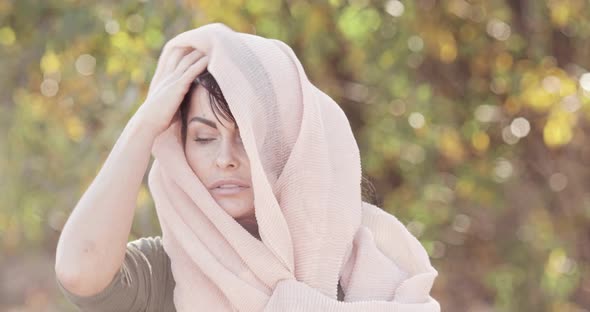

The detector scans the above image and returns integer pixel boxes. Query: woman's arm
[54,49,208,297]
[54,115,156,297]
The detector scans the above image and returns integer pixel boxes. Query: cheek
[185,145,216,178]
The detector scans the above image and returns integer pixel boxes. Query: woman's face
[184,85,255,221]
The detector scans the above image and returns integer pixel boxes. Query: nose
[215,139,240,169]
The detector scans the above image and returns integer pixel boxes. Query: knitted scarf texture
[147,23,440,312]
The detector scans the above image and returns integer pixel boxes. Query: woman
[55,23,439,311]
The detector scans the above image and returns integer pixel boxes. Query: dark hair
[179,70,381,206]
[180,69,235,144]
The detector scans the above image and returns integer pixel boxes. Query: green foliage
[2,0,590,310]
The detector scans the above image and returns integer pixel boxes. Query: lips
[209,179,250,190]
[211,186,248,195]
[217,184,243,188]
[210,180,250,196]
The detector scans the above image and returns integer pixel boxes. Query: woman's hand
[135,49,209,138]
[54,51,210,296]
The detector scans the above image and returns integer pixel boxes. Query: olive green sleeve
[56,236,176,312]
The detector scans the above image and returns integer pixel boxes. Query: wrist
[125,113,160,144]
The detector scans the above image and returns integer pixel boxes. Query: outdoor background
[2,0,590,311]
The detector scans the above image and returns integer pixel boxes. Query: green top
[56,236,176,312]
[56,236,346,311]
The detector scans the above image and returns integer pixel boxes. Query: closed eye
[194,138,215,144]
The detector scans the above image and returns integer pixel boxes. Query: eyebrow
[189,116,217,129]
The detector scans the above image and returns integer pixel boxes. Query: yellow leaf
[438,30,457,63]
[471,131,490,153]
[439,128,465,163]
[550,3,570,27]
[40,50,61,73]
[521,87,555,112]
[456,179,474,198]
[559,78,577,97]
[106,55,125,75]
[131,67,146,83]
[543,111,575,147]
[65,115,85,142]
[0,26,15,46]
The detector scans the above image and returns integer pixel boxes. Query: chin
[214,197,254,219]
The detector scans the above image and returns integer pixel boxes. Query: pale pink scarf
[147,23,440,311]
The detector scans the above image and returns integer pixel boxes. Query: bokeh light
[3,1,590,311]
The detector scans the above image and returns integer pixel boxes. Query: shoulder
[126,235,176,311]
[57,235,176,311]
[128,235,163,249]
[126,235,174,284]
[128,236,165,254]
[127,236,172,266]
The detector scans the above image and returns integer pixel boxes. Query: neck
[236,215,260,240]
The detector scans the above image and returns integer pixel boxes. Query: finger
[178,56,209,83]
[149,70,177,95]
[152,50,202,94]
[164,47,192,75]
[168,56,209,94]
[173,50,204,76]
[150,46,189,93]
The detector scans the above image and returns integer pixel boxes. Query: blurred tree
[1,0,589,311]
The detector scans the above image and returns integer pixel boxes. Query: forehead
[187,84,236,129]
[188,85,214,117]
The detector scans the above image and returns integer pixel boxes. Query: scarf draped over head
[147,23,440,311]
